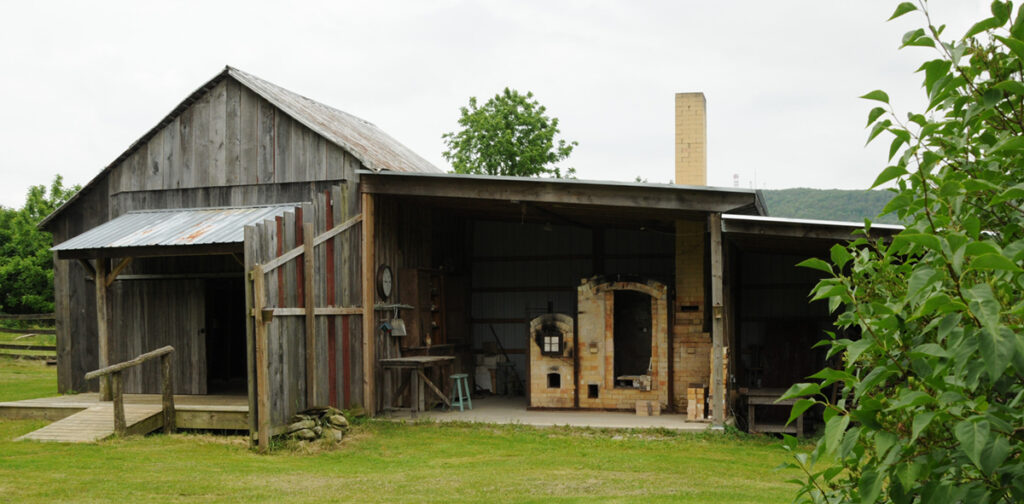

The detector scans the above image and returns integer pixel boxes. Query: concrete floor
[387,396,711,431]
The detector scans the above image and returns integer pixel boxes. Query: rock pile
[284,406,350,443]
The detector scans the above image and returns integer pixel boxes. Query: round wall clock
[376,264,393,300]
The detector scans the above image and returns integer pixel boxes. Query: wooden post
[161,352,175,433]
[361,192,376,416]
[112,371,126,436]
[709,213,725,425]
[303,222,317,406]
[94,258,111,401]
[243,226,257,447]
[252,264,271,452]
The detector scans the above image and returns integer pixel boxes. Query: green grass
[0,359,57,402]
[0,359,803,503]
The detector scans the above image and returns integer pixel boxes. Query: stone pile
[284,406,350,443]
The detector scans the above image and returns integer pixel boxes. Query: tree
[442,88,577,178]
[0,175,79,314]
[782,2,1024,502]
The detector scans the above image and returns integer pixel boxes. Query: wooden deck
[1,393,248,441]
[16,403,165,442]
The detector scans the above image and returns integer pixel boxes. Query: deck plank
[16,403,164,443]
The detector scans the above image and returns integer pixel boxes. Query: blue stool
[450,373,472,411]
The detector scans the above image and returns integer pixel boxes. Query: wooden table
[380,356,454,418]
[741,388,804,437]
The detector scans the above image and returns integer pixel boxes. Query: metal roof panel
[52,205,299,252]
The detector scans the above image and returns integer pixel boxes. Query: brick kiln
[528,276,669,411]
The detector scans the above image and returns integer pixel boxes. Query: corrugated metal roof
[52,205,298,252]
[227,67,440,175]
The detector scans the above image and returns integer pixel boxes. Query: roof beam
[360,173,761,214]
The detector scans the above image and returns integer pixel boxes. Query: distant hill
[760,188,901,225]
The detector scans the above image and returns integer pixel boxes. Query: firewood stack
[285,407,350,442]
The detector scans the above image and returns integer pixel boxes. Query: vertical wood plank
[239,86,259,184]
[178,108,194,189]
[193,91,211,188]
[225,79,242,186]
[253,263,270,452]
[94,258,111,401]
[164,117,178,190]
[257,99,275,183]
[275,114,292,183]
[362,192,376,415]
[709,212,725,425]
[210,80,228,186]
[324,190,338,407]
[146,129,164,191]
[303,220,316,406]
[243,225,258,446]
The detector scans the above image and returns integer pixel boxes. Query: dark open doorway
[613,289,653,381]
[205,278,247,394]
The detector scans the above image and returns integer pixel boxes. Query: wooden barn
[35,68,899,447]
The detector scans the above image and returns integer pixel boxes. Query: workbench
[741,387,804,437]
[380,356,455,418]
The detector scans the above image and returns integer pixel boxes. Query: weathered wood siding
[245,184,363,429]
[369,197,434,411]
[51,183,109,394]
[51,75,367,395]
[107,78,361,204]
[110,278,206,394]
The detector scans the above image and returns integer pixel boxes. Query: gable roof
[40,66,440,229]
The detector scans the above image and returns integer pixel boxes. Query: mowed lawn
[0,358,802,503]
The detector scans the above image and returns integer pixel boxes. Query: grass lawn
[0,360,803,503]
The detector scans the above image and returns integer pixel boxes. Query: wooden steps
[16,403,164,443]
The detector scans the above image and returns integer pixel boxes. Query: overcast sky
[0,0,988,208]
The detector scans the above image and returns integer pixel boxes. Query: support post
[361,192,376,416]
[94,258,111,401]
[252,264,271,452]
[112,371,126,435]
[243,226,257,448]
[303,222,317,406]
[161,352,175,433]
[709,212,725,425]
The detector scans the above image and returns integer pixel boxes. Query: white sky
[0,0,988,208]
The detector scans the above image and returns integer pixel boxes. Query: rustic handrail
[85,345,175,436]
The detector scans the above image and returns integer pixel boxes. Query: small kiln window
[537,324,563,356]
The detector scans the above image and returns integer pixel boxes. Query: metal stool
[450,373,472,411]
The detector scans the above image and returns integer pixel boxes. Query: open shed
[40,67,900,447]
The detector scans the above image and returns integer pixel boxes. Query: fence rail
[0,313,55,321]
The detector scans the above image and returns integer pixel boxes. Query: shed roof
[40,66,440,229]
[359,170,767,220]
[51,204,298,259]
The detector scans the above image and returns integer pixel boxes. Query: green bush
[783,2,1024,502]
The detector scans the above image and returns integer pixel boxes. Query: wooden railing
[84,346,175,436]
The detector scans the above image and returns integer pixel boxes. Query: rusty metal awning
[52,204,299,259]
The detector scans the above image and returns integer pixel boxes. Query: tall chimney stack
[674,92,707,186]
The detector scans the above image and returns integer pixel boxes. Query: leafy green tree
[442,88,577,178]
[0,175,79,314]
[782,1,1024,502]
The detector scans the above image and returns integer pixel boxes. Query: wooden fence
[0,313,56,361]
[244,183,363,451]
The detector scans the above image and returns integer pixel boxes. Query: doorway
[205,278,247,394]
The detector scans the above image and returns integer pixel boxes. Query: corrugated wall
[468,220,674,380]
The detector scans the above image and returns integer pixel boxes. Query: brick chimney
[674,93,707,186]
